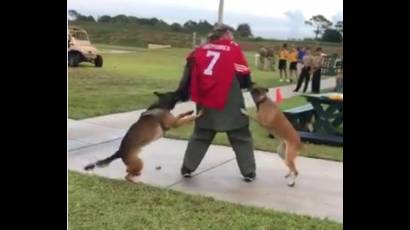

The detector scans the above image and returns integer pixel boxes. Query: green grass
[69,46,293,119]
[68,171,342,230]
[166,96,343,162]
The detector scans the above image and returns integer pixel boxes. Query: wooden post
[192,32,197,48]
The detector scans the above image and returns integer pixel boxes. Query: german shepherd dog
[84,91,202,182]
[241,85,301,186]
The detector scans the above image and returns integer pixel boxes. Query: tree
[137,18,159,26]
[76,15,95,22]
[112,15,130,24]
[305,15,333,39]
[85,16,96,22]
[322,29,343,43]
[68,10,95,22]
[197,20,213,33]
[127,16,139,24]
[68,10,79,20]
[98,15,112,23]
[335,21,343,35]
[149,18,159,25]
[170,23,182,32]
[183,20,198,32]
[236,23,253,38]
[157,19,169,27]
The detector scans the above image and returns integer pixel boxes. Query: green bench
[268,104,315,139]
[298,131,343,147]
[283,104,315,132]
[270,103,343,146]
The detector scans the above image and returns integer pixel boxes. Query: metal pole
[192,32,197,48]
[217,0,224,25]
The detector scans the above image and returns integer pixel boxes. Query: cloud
[331,11,343,23]
[282,10,312,39]
[68,0,342,39]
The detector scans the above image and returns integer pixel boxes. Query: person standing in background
[266,46,275,71]
[294,48,313,93]
[311,48,325,93]
[258,47,267,70]
[335,62,343,93]
[296,47,305,78]
[278,43,289,82]
[288,46,298,83]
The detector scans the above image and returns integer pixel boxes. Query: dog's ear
[262,87,269,93]
[153,91,162,97]
[247,81,256,91]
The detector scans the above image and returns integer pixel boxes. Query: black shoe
[181,166,192,178]
[243,172,256,182]
[268,134,274,139]
[293,89,298,92]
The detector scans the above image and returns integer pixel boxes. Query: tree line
[69,10,342,42]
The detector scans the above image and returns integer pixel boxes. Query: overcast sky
[68,0,343,39]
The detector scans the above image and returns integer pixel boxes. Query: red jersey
[189,38,250,110]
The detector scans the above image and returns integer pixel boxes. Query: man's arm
[236,72,252,89]
[176,53,195,102]
[233,44,253,89]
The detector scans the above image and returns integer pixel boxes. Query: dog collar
[255,96,268,110]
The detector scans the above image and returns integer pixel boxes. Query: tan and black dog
[241,85,301,186]
[84,91,202,182]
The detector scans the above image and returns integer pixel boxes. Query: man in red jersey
[176,24,256,182]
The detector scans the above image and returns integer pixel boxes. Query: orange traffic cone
[275,88,283,104]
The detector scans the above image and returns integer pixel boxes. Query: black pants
[335,76,343,93]
[294,67,310,92]
[182,126,256,177]
[311,69,321,93]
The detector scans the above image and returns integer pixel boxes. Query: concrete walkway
[68,77,342,222]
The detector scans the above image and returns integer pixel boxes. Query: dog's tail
[84,151,121,171]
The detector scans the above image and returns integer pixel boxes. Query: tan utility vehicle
[68,26,103,67]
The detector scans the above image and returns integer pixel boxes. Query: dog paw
[287,182,295,187]
[179,110,194,117]
[240,108,248,115]
[195,109,204,118]
[125,174,136,183]
[286,172,297,187]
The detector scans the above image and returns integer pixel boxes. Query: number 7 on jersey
[203,50,221,76]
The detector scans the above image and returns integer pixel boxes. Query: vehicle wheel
[95,55,103,67]
[68,52,80,67]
